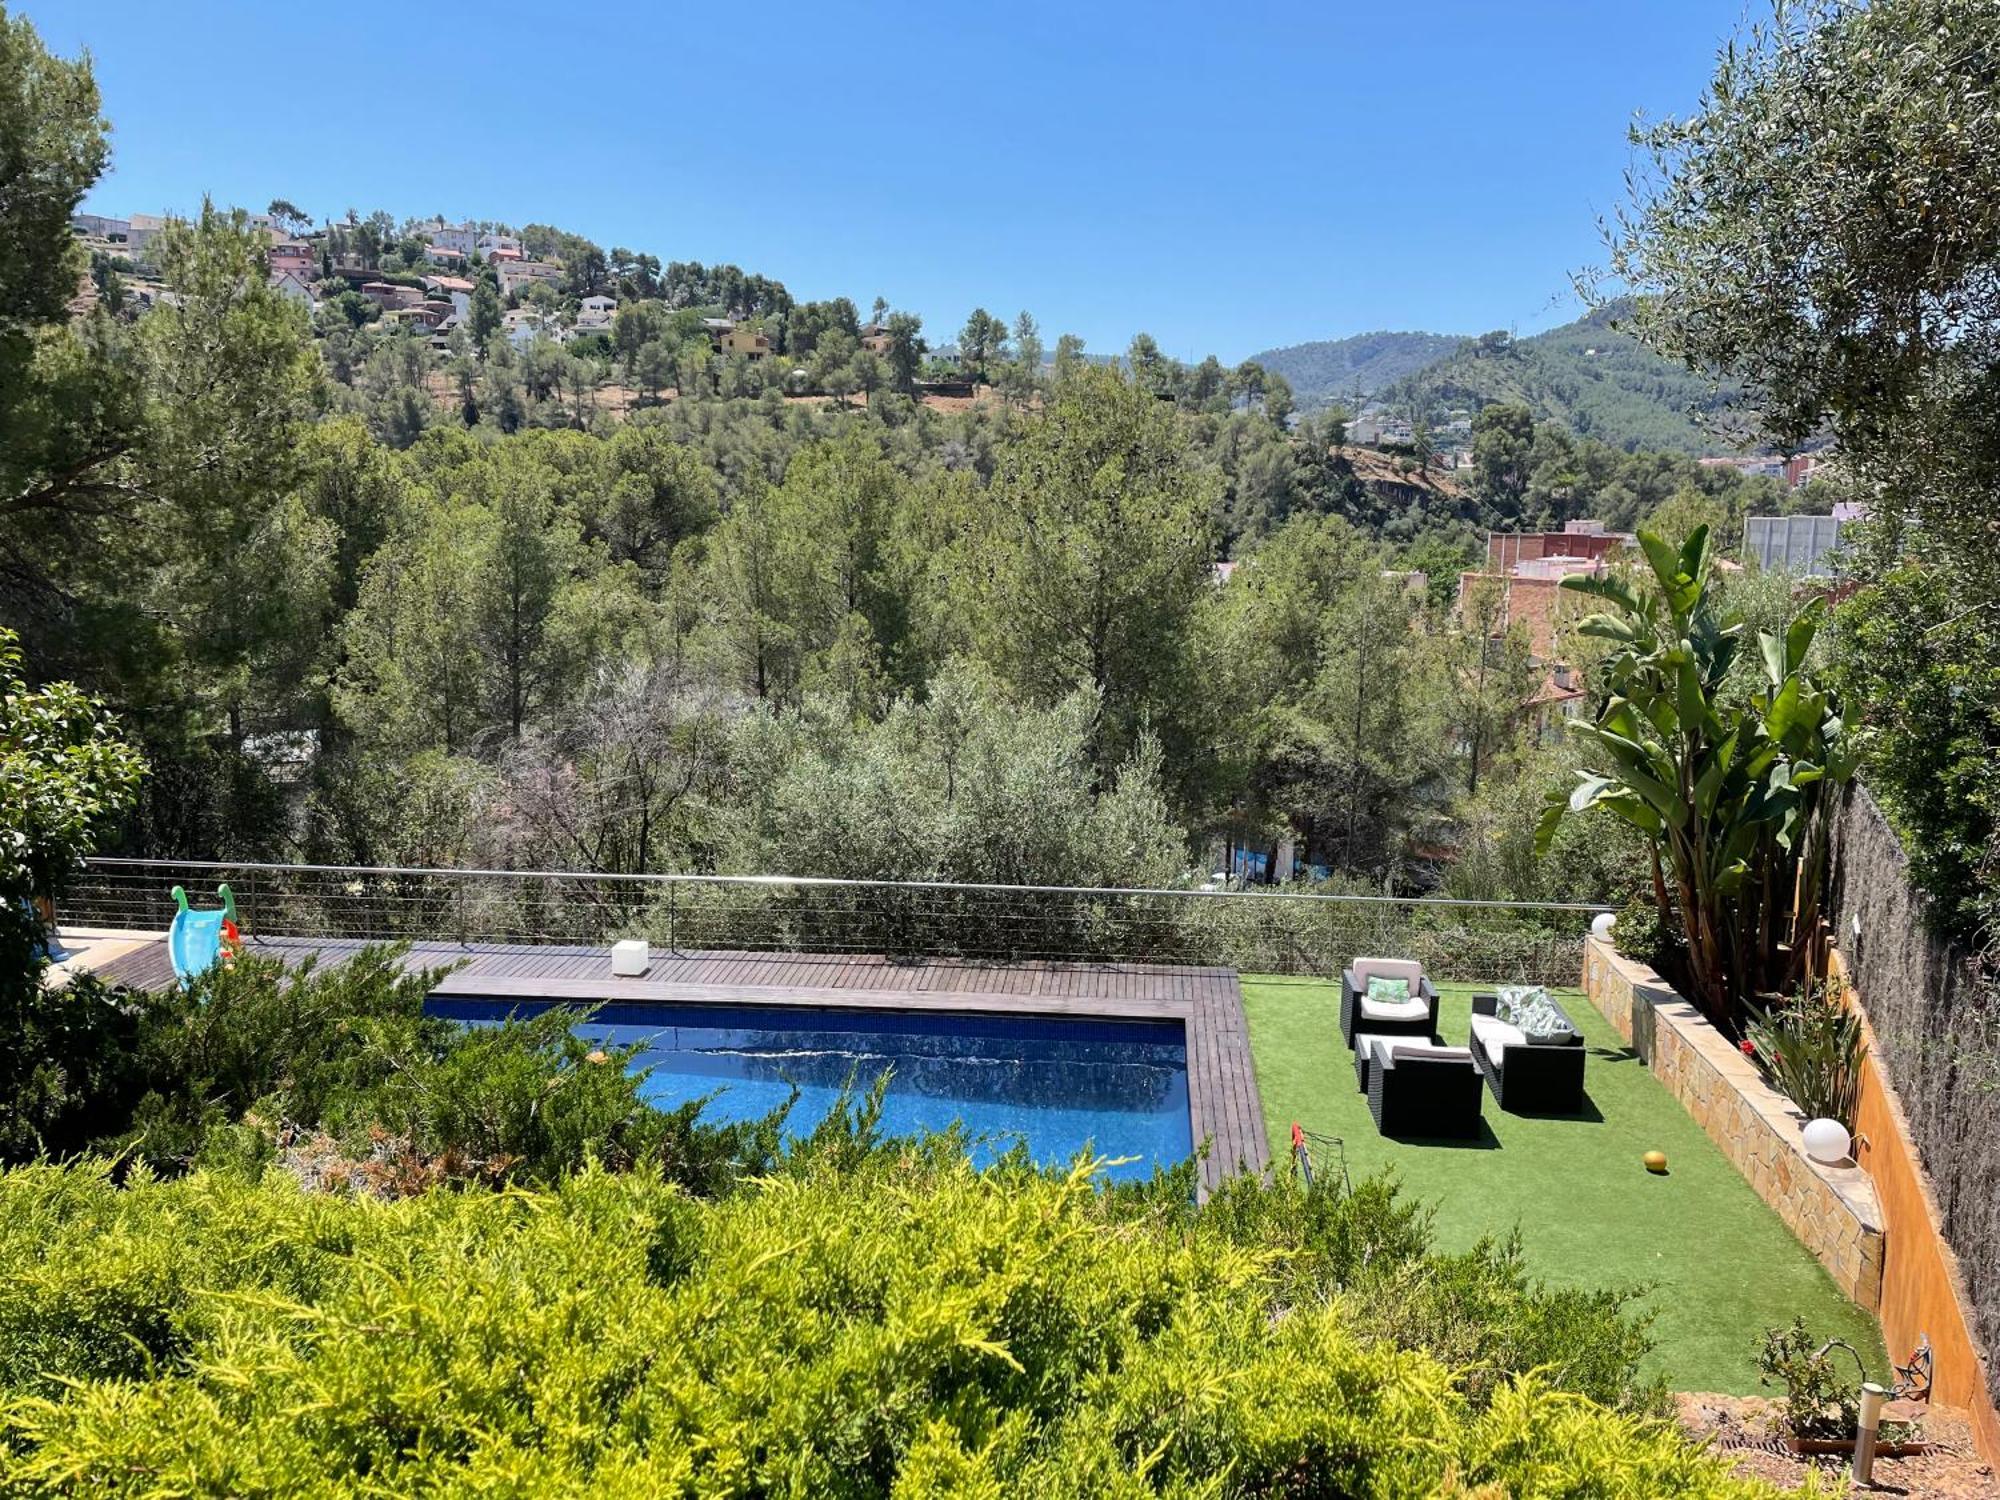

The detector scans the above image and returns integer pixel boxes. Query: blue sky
[33,0,1751,362]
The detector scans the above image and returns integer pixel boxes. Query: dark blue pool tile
[427,998,1193,1181]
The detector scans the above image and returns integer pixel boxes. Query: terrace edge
[1580,936,1885,1308]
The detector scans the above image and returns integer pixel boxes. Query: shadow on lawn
[1503,1091,1606,1125]
[1385,1119,1503,1150]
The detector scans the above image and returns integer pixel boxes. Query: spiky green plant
[1745,980,1866,1131]
[1537,526,1858,1031]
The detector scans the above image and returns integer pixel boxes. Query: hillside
[1248,330,1465,410]
[1385,303,1749,455]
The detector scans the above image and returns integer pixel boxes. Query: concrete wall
[1582,937,1885,1308]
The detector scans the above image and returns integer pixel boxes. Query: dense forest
[1246,307,1751,455]
[1381,303,1750,455]
[6,18,1812,908]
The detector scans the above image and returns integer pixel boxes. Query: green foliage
[725,661,1187,887]
[1538,526,1857,1028]
[0,628,146,1161]
[1609,0,2000,591]
[0,1156,1793,1496]
[0,9,103,334]
[0,9,125,558]
[1446,738,1653,910]
[1830,547,2000,951]
[0,972,144,1168]
[962,365,1219,797]
[1744,980,1866,1132]
[1207,516,1453,878]
[1,941,794,1192]
[1610,894,1677,973]
[0,629,145,907]
[1757,1318,1862,1440]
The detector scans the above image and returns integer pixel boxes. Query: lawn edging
[1581,936,1885,1309]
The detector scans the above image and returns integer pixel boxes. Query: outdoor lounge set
[1342,956,1587,1138]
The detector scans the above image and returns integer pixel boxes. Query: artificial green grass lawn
[1239,976,1884,1395]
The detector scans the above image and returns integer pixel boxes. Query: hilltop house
[575,294,617,336]
[124,212,169,263]
[503,307,561,348]
[269,270,317,312]
[497,260,563,297]
[703,316,771,360]
[422,220,478,255]
[359,281,425,313]
[72,212,130,241]
[267,241,316,282]
[421,274,476,322]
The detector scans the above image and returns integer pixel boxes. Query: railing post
[668,878,678,957]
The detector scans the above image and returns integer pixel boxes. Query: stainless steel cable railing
[65,858,1611,986]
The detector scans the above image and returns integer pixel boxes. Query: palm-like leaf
[1537,526,1853,1028]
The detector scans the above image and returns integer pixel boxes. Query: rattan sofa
[1467,992,1587,1114]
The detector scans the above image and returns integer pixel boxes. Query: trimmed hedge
[0,1157,1805,1496]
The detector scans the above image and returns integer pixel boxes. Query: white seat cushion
[1360,994,1430,1023]
[1470,1014,1527,1066]
[1366,1038,1474,1072]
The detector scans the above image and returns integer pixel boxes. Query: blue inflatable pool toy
[168,883,238,988]
[20,898,69,962]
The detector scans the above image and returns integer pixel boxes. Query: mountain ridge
[1382,303,1745,455]
[1256,305,1748,455]
[1247,330,1465,409]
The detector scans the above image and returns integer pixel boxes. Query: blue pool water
[427,999,1193,1182]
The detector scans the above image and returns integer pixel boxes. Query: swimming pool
[427,998,1194,1182]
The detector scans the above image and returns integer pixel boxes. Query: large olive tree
[1604,0,2000,589]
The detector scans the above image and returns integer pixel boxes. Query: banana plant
[1536,526,1855,1031]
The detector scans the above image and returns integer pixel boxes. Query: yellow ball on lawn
[1643,1150,1669,1174]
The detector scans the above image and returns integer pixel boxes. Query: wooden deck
[76,933,1270,1192]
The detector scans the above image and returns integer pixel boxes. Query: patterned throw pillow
[1496,984,1577,1043]
[1366,975,1413,1003]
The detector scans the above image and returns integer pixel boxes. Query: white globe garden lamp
[1802,1117,1851,1165]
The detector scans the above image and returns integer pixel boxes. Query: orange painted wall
[1836,951,2000,1464]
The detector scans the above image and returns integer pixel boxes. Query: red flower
[1739,1039,1757,1057]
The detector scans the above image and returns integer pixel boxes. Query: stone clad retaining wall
[1581,937,1885,1309]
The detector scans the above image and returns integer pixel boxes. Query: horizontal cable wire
[66,859,1604,987]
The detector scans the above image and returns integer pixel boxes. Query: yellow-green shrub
[0,1156,1803,1497]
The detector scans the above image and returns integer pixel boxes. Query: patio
[1242,974,1884,1393]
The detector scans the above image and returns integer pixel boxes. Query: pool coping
[65,932,1270,1195]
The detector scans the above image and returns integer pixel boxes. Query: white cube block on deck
[610,939,650,977]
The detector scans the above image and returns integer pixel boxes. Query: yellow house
[704,317,771,360]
